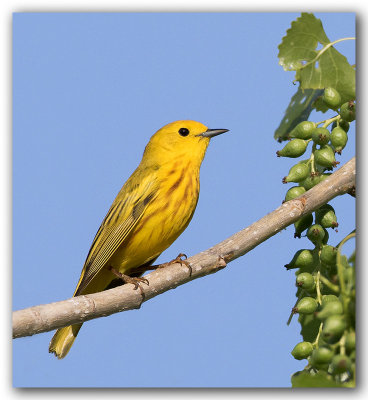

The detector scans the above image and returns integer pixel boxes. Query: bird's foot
[105,266,149,299]
[159,253,192,277]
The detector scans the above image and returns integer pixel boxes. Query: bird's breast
[118,162,200,269]
[148,161,200,239]
[159,161,200,230]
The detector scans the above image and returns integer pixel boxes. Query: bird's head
[143,120,228,166]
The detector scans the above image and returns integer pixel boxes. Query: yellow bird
[49,120,228,358]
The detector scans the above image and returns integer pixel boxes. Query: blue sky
[12,12,355,387]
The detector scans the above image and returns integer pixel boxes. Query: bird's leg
[105,265,149,299]
[129,253,192,277]
[156,253,192,277]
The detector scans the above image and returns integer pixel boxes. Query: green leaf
[313,96,330,113]
[278,13,355,105]
[291,370,350,388]
[274,87,322,141]
[298,313,321,343]
[296,46,356,104]
[278,13,330,71]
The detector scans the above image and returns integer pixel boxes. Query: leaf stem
[313,322,323,346]
[319,274,339,293]
[316,115,339,127]
[300,37,356,70]
[310,144,316,174]
[287,291,304,326]
[315,270,323,305]
[322,115,340,128]
[336,232,356,314]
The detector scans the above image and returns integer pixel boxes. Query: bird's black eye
[179,127,190,137]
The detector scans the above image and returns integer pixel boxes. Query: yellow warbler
[49,120,228,358]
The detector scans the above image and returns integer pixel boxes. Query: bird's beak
[197,128,229,138]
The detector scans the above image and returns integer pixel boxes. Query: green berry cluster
[288,237,355,383]
[278,90,354,184]
[278,88,356,385]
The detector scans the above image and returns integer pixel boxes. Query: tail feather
[49,323,82,359]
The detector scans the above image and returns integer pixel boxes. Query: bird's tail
[48,323,83,359]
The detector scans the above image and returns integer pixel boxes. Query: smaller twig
[319,274,339,293]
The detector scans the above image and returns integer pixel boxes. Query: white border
[3,1,366,399]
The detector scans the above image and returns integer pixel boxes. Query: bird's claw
[128,276,149,290]
[160,253,192,276]
[105,265,149,300]
[121,275,149,301]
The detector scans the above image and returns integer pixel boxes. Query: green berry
[337,119,350,132]
[322,295,339,306]
[316,205,338,229]
[344,267,355,284]
[310,347,334,367]
[294,214,313,238]
[307,224,325,245]
[294,297,318,314]
[340,254,351,269]
[321,315,346,344]
[331,127,348,153]
[322,227,329,245]
[345,332,355,353]
[315,363,330,371]
[296,272,315,291]
[322,87,342,110]
[283,162,310,183]
[285,249,316,270]
[316,300,343,320]
[312,127,331,145]
[299,175,317,191]
[300,173,331,190]
[285,186,306,202]
[317,203,335,213]
[339,102,356,122]
[331,119,350,133]
[331,355,352,375]
[289,121,316,140]
[314,145,337,168]
[291,341,313,360]
[320,245,338,266]
[277,139,308,158]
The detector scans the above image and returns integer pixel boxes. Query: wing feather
[74,170,157,295]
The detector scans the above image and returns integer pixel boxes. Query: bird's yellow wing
[74,170,158,295]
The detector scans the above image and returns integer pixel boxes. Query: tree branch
[13,157,356,339]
